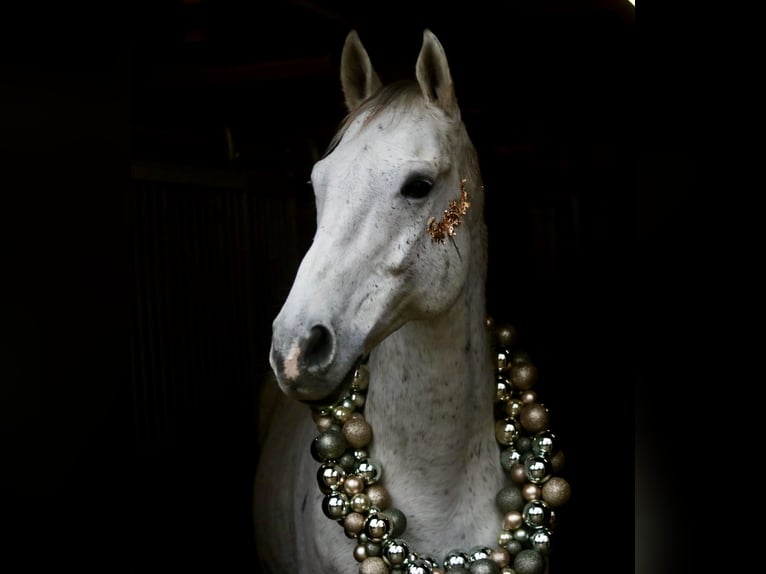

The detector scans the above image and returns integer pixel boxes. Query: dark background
[2,1,695,572]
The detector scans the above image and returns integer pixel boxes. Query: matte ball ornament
[313,413,335,432]
[541,476,571,507]
[512,525,531,544]
[496,324,518,349]
[495,484,525,514]
[386,507,408,538]
[366,484,392,510]
[354,544,368,562]
[347,411,365,423]
[345,526,360,539]
[550,450,566,473]
[521,483,541,502]
[509,463,527,485]
[502,510,523,531]
[512,549,546,574]
[509,349,530,365]
[489,547,510,567]
[344,415,373,449]
[502,538,522,556]
[365,540,382,557]
[338,452,358,472]
[344,512,366,535]
[515,436,532,454]
[359,556,388,574]
[343,475,365,495]
[519,404,549,434]
[314,429,349,461]
[509,362,538,390]
[468,558,500,574]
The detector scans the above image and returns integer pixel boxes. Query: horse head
[269,29,485,404]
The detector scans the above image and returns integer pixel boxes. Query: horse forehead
[321,110,444,179]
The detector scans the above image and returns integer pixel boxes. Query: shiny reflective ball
[382,538,410,565]
[524,455,552,484]
[522,500,552,528]
[321,491,349,520]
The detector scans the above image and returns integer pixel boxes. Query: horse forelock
[322,80,465,160]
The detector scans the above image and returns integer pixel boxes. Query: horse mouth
[300,354,365,409]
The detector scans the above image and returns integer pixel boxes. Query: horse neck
[365,220,497,489]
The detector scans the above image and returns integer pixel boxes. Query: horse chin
[298,355,364,409]
[277,355,364,408]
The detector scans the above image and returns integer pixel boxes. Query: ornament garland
[309,319,571,574]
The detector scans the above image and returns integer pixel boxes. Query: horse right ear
[340,30,382,112]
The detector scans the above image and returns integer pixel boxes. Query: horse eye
[401,177,433,199]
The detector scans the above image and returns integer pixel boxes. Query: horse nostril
[304,324,335,372]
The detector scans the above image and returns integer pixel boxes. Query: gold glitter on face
[427,178,472,243]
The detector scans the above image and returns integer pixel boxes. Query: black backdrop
[2,2,697,572]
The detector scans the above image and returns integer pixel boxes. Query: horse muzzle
[269,323,361,406]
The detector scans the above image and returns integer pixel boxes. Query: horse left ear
[341,30,383,112]
[416,29,459,119]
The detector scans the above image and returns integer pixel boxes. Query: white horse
[254,29,565,574]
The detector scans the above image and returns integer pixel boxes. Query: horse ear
[416,29,459,119]
[340,30,383,112]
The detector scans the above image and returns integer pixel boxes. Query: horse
[254,29,567,574]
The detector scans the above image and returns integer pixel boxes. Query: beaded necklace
[309,319,571,574]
